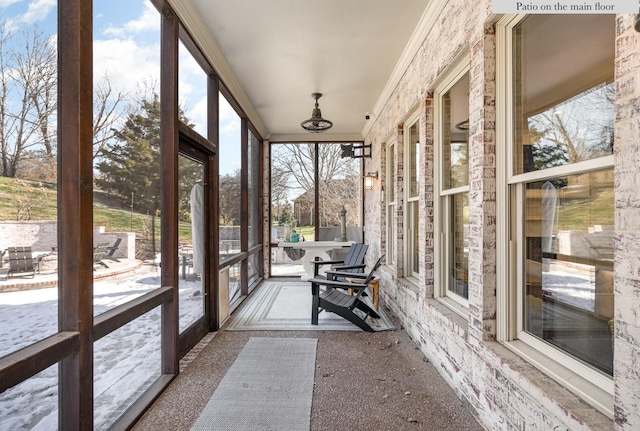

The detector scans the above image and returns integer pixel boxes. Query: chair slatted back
[314,242,368,278]
[344,243,368,270]
[337,243,368,275]
[93,242,110,264]
[360,254,385,285]
[107,238,122,257]
[8,246,35,272]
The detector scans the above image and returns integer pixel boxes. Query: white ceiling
[177,0,432,142]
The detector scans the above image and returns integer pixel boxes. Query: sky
[0,0,241,175]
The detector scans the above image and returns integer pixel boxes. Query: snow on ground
[542,266,596,311]
[0,266,204,430]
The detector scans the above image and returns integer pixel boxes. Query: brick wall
[0,220,57,252]
[1,222,135,259]
[613,14,640,431]
[362,1,637,430]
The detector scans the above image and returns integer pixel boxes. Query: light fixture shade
[301,93,333,133]
[363,171,378,190]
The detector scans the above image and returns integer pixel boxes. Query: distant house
[293,178,359,227]
[292,190,313,227]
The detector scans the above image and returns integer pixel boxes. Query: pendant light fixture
[301,93,333,133]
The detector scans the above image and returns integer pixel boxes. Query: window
[269,143,363,276]
[248,130,261,248]
[436,68,470,307]
[386,143,396,266]
[501,14,615,414]
[404,115,420,279]
[219,92,242,264]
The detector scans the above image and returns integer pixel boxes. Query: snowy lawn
[0,267,203,430]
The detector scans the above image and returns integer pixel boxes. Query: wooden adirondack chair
[93,242,110,269]
[7,246,36,278]
[311,242,368,280]
[309,254,385,332]
[105,238,122,261]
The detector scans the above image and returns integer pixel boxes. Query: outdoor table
[278,240,354,279]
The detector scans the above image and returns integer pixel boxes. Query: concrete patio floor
[133,289,485,431]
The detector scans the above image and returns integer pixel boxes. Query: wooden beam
[160,6,180,376]
[0,332,78,393]
[208,74,221,331]
[57,0,94,429]
[241,119,249,295]
[93,287,174,341]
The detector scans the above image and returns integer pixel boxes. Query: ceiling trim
[268,133,364,143]
[361,0,446,138]
[168,0,270,139]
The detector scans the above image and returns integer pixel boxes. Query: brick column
[613,14,640,431]
[467,23,497,345]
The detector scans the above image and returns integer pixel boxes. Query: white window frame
[433,60,470,314]
[403,111,421,280]
[496,14,614,417]
[386,142,396,267]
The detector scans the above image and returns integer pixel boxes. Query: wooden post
[58,0,94,429]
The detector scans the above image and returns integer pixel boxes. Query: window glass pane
[248,131,260,248]
[0,0,58,353]
[94,307,162,429]
[248,252,260,288]
[0,286,58,358]
[388,144,395,202]
[270,143,315,277]
[229,262,241,303]
[219,93,242,262]
[523,169,613,375]
[93,267,159,316]
[0,364,58,429]
[179,40,207,137]
[411,201,419,274]
[178,153,205,333]
[93,0,162,303]
[513,15,615,174]
[443,73,469,189]
[408,123,419,197]
[406,117,420,277]
[318,143,362,243]
[449,193,469,299]
[386,144,395,265]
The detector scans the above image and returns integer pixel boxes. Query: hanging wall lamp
[363,171,378,190]
[301,93,333,133]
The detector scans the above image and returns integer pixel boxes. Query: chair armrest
[308,277,368,291]
[325,270,368,279]
[311,259,344,267]
[332,264,366,271]
[312,259,346,276]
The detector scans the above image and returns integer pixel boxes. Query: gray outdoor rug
[226,281,395,331]
[190,337,317,431]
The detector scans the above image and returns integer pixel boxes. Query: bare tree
[0,22,53,177]
[219,170,241,225]
[528,82,615,170]
[93,75,127,159]
[1,20,127,180]
[14,179,49,220]
[271,143,361,226]
[270,164,290,221]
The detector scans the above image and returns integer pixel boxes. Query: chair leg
[311,282,319,325]
[354,300,380,319]
[327,304,374,332]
